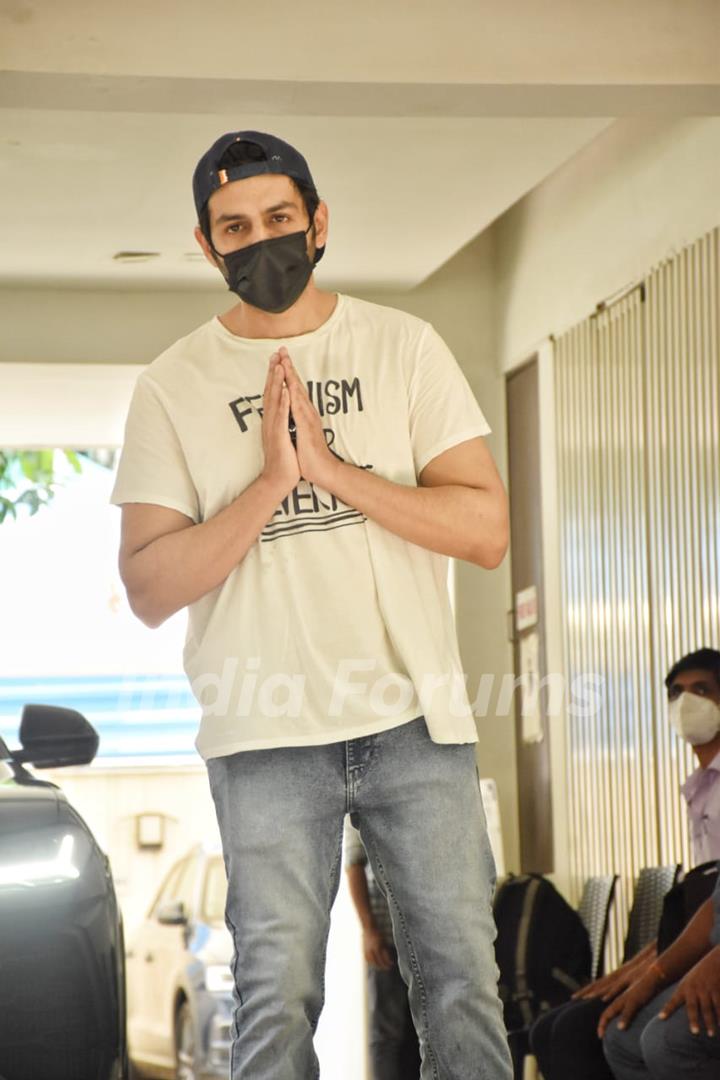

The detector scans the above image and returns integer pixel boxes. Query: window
[201,856,228,925]
[175,854,201,917]
[150,858,187,917]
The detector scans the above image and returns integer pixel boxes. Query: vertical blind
[554,226,720,966]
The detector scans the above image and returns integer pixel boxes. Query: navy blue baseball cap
[192,130,319,219]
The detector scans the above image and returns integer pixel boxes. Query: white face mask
[668,691,720,746]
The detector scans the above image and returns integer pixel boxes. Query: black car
[0,704,128,1080]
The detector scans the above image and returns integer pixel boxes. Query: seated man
[599,871,720,1078]
[529,647,720,1079]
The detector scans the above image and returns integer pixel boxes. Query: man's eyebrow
[215,201,298,225]
[265,201,298,214]
[669,678,711,692]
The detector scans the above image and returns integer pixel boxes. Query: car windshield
[202,855,228,924]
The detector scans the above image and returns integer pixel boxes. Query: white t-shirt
[110,294,491,758]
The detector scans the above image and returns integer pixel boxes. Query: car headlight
[0,834,80,887]
[205,964,234,993]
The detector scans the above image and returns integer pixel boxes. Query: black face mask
[214,224,315,313]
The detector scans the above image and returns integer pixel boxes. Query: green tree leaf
[0,449,85,524]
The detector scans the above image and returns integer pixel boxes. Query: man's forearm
[124,474,286,627]
[655,896,715,983]
[346,864,376,931]
[323,460,508,569]
[627,941,657,968]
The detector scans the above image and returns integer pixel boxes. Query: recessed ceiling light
[112,251,161,262]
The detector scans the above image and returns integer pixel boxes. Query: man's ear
[313,201,329,249]
[194,224,220,269]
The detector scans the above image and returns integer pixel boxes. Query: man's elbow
[472,534,508,570]
[137,604,168,631]
[126,587,168,630]
[120,564,168,630]
[472,495,509,569]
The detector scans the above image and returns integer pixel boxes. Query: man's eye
[226,223,244,233]
[272,214,289,223]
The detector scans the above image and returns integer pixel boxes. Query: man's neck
[218,282,338,340]
[694,733,720,769]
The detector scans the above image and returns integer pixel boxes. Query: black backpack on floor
[493,873,592,1032]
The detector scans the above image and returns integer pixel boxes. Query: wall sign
[515,585,539,631]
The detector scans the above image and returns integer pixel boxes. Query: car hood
[0,781,62,829]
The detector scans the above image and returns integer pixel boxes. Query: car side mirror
[156,900,188,926]
[16,704,99,769]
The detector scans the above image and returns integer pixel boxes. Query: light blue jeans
[206,716,512,1080]
[603,983,720,1079]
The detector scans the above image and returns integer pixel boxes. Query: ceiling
[0,0,717,291]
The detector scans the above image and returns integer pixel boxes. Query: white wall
[488,115,720,893]
[0,287,224,366]
[493,117,720,372]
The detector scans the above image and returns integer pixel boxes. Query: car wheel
[175,1001,199,1080]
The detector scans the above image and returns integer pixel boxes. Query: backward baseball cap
[193,130,323,263]
[193,130,318,212]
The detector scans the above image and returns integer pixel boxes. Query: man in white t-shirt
[112,130,512,1080]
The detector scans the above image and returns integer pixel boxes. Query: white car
[126,847,233,1080]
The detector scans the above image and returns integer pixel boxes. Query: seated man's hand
[597,967,666,1037]
[574,956,652,1003]
[657,945,720,1037]
[363,926,394,970]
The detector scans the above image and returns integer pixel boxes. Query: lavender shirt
[681,751,720,865]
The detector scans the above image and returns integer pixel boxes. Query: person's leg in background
[353,717,513,1080]
[206,743,347,1080]
[528,1003,562,1077]
[367,946,420,1080]
[529,997,614,1079]
[398,980,422,1080]
[639,1008,720,1079]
